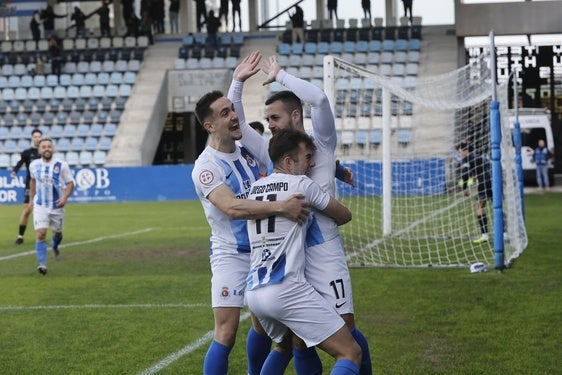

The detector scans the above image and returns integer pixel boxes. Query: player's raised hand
[233,50,262,82]
[262,55,281,86]
[283,193,311,225]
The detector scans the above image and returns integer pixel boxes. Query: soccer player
[246,128,361,375]
[11,129,43,245]
[457,141,492,243]
[229,51,372,374]
[191,90,311,375]
[29,138,75,275]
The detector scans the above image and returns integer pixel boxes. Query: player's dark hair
[31,128,42,136]
[195,90,223,126]
[249,121,265,135]
[265,90,303,117]
[38,138,53,146]
[269,128,315,165]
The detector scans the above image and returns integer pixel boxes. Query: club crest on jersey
[220,286,230,298]
[54,165,60,173]
[246,155,256,167]
[199,170,214,185]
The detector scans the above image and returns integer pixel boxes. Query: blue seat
[103,124,116,137]
[3,113,15,126]
[42,112,55,126]
[396,39,408,52]
[74,97,87,111]
[65,151,79,166]
[99,136,112,151]
[93,150,106,165]
[397,129,411,145]
[84,137,98,151]
[356,131,368,149]
[343,41,355,54]
[77,124,90,137]
[90,123,104,137]
[317,42,329,55]
[4,139,17,153]
[79,151,93,166]
[56,138,70,152]
[278,43,290,56]
[356,40,368,53]
[370,130,382,147]
[70,137,84,151]
[50,125,64,139]
[382,40,395,52]
[304,42,316,55]
[291,43,303,55]
[330,42,342,55]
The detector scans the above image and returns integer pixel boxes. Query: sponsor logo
[200,170,214,185]
[335,301,347,309]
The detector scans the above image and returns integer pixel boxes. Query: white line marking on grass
[0,303,206,311]
[0,228,154,262]
[138,311,252,375]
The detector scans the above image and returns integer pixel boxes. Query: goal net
[324,52,527,268]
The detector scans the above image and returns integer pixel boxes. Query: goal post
[323,50,528,268]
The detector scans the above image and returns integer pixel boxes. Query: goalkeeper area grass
[0,195,560,374]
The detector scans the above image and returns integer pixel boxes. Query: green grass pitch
[0,194,560,374]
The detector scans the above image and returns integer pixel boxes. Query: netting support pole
[489,31,505,270]
[512,70,525,220]
[382,87,392,236]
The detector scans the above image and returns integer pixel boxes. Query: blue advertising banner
[0,164,198,205]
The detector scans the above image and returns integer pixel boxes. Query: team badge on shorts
[221,286,230,298]
[199,170,214,185]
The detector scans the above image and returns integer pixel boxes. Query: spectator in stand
[194,0,207,33]
[30,10,43,43]
[289,5,305,44]
[206,10,221,51]
[42,5,67,39]
[402,0,413,24]
[140,10,154,44]
[361,0,372,21]
[219,0,229,30]
[126,10,140,37]
[48,37,62,76]
[169,0,180,34]
[151,0,165,34]
[98,0,111,37]
[71,6,87,38]
[122,0,134,27]
[327,0,338,21]
[231,0,241,32]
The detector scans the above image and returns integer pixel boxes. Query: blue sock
[52,234,63,250]
[331,359,359,375]
[260,349,292,375]
[203,340,231,375]
[351,328,372,375]
[246,326,272,375]
[36,241,47,266]
[293,346,322,375]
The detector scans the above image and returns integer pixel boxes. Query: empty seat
[65,151,79,166]
[84,137,98,151]
[79,151,93,166]
[70,137,84,151]
[370,130,382,148]
[99,136,112,150]
[90,123,104,137]
[77,124,90,137]
[50,125,64,139]
[102,124,116,137]
[57,138,71,152]
[93,150,106,165]
[397,129,411,145]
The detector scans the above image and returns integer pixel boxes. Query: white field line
[138,311,252,375]
[0,228,155,262]
[0,303,207,311]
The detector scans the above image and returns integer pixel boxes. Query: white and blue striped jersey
[246,173,330,291]
[229,71,339,245]
[192,145,261,255]
[29,158,74,209]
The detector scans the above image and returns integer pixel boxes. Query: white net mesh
[325,52,528,268]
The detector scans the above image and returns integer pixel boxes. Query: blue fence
[1,159,447,205]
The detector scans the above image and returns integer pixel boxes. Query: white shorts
[33,205,65,232]
[305,236,355,315]
[210,252,250,308]
[246,280,345,348]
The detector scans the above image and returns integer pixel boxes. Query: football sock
[246,326,272,375]
[52,234,63,249]
[293,346,322,375]
[19,225,26,236]
[36,241,47,266]
[350,327,372,375]
[478,215,488,234]
[203,340,231,375]
[331,359,360,375]
[260,349,292,375]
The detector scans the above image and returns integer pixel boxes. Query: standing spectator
[98,0,111,37]
[29,138,75,275]
[402,0,413,24]
[457,141,492,244]
[245,128,360,375]
[191,89,310,375]
[126,10,140,37]
[48,37,63,76]
[289,5,305,44]
[532,139,553,190]
[71,6,87,38]
[30,10,43,44]
[168,0,180,34]
[140,10,153,44]
[361,0,372,21]
[219,0,229,30]
[42,5,67,39]
[194,0,207,33]
[122,0,134,27]
[206,10,221,51]
[231,0,241,32]
[327,0,338,21]
[151,0,165,34]
[10,129,42,246]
